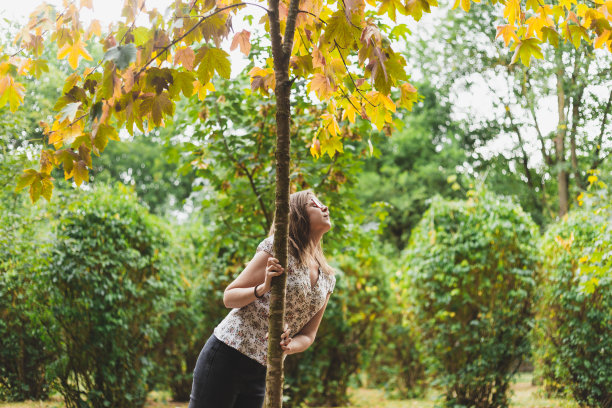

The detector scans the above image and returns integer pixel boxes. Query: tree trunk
[265,0,297,404]
[555,59,569,217]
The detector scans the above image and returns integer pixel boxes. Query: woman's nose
[322,205,328,212]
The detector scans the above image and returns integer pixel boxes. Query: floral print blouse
[213,236,336,366]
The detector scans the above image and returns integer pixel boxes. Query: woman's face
[306,195,331,236]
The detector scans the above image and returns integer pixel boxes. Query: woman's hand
[261,257,284,293]
[280,326,292,354]
[265,325,293,354]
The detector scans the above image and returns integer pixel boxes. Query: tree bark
[555,55,569,217]
[265,0,299,404]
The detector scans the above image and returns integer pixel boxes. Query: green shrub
[0,154,53,401]
[536,191,611,407]
[406,191,538,408]
[283,231,395,407]
[365,293,427,399]
[41,185,177,408]
[149,219,235,401]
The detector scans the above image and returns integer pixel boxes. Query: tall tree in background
[1,0,610,405]
[407,4,611,220]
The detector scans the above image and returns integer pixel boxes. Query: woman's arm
[281,293,332,355]
[223,251,284,309]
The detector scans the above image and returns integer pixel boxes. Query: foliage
[147,217,236,401]
[534,176,611,407]
[0,150,53,401]
[92,132,195,215]
[40,184,178,408]
[3,0,422,202]
[283,228,395,407]
[357,82,467,249]
[364,277,427,399]
[406,190,538,408]
[405,2,612,220]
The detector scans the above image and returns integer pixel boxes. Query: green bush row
[2,181,609,407]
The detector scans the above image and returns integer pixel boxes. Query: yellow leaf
[193,80,215,101]
[0,75,26,112]
[86,20,102,40]
[73,160,89,186]
[57,38,93,70]
[310,136,321,158]
[309,73,335,100]
[452,0,478,12]
[321,113,340,136]
[594,29,611,48]
[503,0,521,25]
[496,24,520,46]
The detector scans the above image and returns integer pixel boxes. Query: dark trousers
[188,335,267,408]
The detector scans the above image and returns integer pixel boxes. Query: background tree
[405,3,612,221]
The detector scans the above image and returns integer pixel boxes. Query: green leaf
[321,10,360,50]
[511,38,543,66]
[103,44,137,70]
[170,71,195,98]
[196,47,231,83]
[15,169,38,191]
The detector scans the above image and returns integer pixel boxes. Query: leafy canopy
[1,0,609,202]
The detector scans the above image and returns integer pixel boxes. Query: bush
[283,230,395,407]
[41,185,177,408]
[406,191,538,408]
[149,218,236,401]
[0,154,53,401]
[536,186,611,407]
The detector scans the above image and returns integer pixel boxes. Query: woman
[188,190,336,408]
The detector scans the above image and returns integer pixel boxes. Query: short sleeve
[256,236,275,256]
[327,274,336,294]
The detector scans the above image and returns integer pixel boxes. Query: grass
[0,373,576,408]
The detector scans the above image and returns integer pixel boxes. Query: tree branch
[334,40,376,107]
[590,89,612,171]
[282,0,302,58]
[523,72,553,166]
[138,3,264,76]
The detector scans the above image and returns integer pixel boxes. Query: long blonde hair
[269,190,334,275]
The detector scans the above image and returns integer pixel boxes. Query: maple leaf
[0,74,26,112]
[405,0,438,21]
[40,150,54,174]
[86,20,101,39]
[196,47,231,83]
[57,37,93,70]
[73,160,89,187]
[139,92,174,126]
[193,80,216,101]
[511,38,544,66]
[230,30,251,56]
[40,175,53,201]
[319,132,344,158]
[174,47,195,70]
[503,0,521,25]
[497,24,520,46]
[15,169,38,192]
[377,0,407,21]
[542,26,560,47]
[310,136,321,158]
[594,29,611,48]
[321,10,360,50]
[399,82,418,110]
[309,73,336,100]
[452,0,480,12]
[321,113,341,136]
[170,71,195,98]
